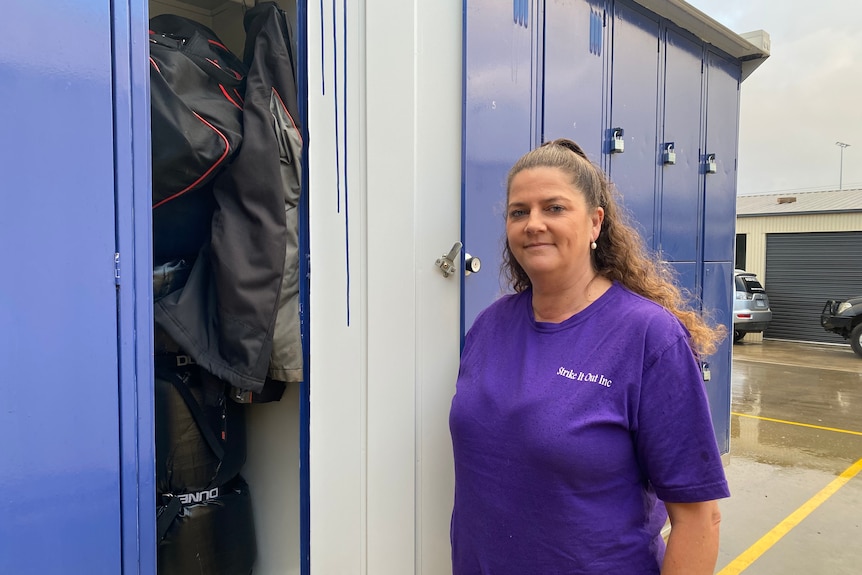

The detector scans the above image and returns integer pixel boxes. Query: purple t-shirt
[449,283,730,574]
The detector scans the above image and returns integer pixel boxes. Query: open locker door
[0,2,132,573]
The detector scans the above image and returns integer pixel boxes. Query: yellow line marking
[732,412,862,437]
[717,457,862,575]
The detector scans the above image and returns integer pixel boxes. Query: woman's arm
[662,500,722,575]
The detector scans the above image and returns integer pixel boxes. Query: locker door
[703,52,740,263]
[543,0,606,161]
[607,2,660,246]
[669,261,698,299]
[463,0,539,329]
[0,2,123,574]
[702,262,733,454]
[659,30,703,263]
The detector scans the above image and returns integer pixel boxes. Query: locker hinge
[114,252,121,286]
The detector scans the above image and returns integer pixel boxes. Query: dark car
[820,296,862,358]
[733,270,772,343]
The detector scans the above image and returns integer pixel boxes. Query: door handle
[436,242,462,278]
[436,243,482,278]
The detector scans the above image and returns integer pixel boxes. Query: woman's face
[506,167,604,286]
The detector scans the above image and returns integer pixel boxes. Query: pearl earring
[590,241,597,250]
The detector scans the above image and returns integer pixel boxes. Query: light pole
[835,141,850,190]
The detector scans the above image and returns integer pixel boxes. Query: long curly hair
[501,138,726,356]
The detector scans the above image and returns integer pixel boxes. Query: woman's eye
[509,209,526,218]
[548,205,564,213]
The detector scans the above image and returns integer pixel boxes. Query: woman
[449,139,729,574]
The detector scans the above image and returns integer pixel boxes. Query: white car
[733,270,773,343]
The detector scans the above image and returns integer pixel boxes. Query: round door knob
[465,254,481,274]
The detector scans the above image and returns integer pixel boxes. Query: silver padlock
[663,143,676,165]
[705,153,717,174]
[610,128,625,154]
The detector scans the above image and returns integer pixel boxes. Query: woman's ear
[592,206,605,234]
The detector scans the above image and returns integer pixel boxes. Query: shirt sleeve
[633,332,731,503]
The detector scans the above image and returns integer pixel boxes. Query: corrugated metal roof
[736,189,862,216]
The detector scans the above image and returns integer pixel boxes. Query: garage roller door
[765,231,862,343]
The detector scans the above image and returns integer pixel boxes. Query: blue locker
[699,53,739,454]
[659,29,703,263]
[0,2,148,573]
[703,52,741,263]
[542,0,607,161]
[701,262,734,453]
[607,2,660,246]
[463,0,538,329]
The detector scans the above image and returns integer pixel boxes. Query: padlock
[705,153,717,174]
[610,128,625,154]
[663,143,676,165]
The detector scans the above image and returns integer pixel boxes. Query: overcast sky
[686,0,862,195]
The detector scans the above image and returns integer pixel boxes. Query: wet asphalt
[716,340,862,574]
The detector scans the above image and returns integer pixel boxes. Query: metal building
[736,189,862,344]
[0,1,766,574]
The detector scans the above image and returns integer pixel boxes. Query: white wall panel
[365,0,418,572]
[308,0,365,572]
[309,1,461,573]
[415,1,462,572]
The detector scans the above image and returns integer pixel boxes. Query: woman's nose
[524,211,545,233]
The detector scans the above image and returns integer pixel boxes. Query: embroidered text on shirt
[557,367,612,387]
